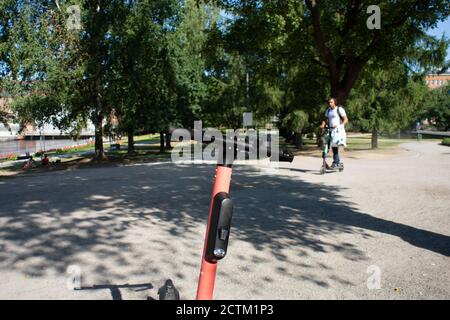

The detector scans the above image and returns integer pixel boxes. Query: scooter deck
[320,161,344,174]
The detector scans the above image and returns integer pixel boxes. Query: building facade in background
[425,73,450,89]
[0,90,95,141]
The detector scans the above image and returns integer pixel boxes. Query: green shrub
[0,154,18,161]
[442,138,450,146]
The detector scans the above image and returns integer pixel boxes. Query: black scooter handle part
[205,192,234,263]
[207,133,295,165]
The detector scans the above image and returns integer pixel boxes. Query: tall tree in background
[216,0,448,105]
[108,0,178,153]
[1,0,84,138]
[303,0,449,105]
[169,0,210,127]
[78,1,117,160]
[0,109,13,131]
[422,84,450,131]
[348,60,430,148]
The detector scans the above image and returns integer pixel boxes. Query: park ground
[0,139,449,299]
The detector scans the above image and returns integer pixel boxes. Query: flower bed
[0,153,18,161]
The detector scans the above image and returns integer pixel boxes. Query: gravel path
[0,141,448,300]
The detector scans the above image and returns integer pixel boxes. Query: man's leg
[332,146,340,165]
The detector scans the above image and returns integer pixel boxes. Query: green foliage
[282,110,309,134]
[0,109,13,130]
[347,60,430,134]
[2,0,449,153]
[442,138,450,146]
[1,0,84,136]
[168,0,210,127]
[109,0,179,136]
[215,0,449,107]
[421,85,450,131]
[13,95,62,131]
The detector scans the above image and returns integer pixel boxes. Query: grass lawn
[280,134,442,155]
[46,143,96,155]
[106,146,171,159]
[345,136,441,151]
[121,133,160,145]
[29,134,160,158]
[346,136,408,150]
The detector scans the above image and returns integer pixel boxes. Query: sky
[426,16,450,62]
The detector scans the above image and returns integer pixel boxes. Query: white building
[0,94,95,141]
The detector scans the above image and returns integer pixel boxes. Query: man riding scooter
[319,98,349,171]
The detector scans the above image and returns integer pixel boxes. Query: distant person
[416,121,421,131]
[41,154,50,166]
[23,156,36,170]
[320,98,349,170]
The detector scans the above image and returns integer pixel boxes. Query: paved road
[0,141,449,299]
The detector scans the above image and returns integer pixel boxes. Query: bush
[0,153,18,161]
[442,138,450,146]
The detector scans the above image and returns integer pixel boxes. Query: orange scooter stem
[196,165,232,300]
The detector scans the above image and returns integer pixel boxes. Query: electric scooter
[158,132,293,300]
[319,126,343,175]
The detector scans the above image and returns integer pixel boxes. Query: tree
[65,0,179,158]
[202,51,248,128]
[169,0,210,128]
[108,0,178,154]
[200,1,296,129]
[282,110,309,148]
[303,0,449,105]
[213,0,448,107]
[347,60,430,148]
[2,0,190,158]
[77,1,118,160]
[422,84,450,130]
[1,1,84,139]
[0,110,13,131]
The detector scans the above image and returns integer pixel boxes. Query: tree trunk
[94,117,105,160]
[333,89,351,107]
[317,129,323,148]
[294,132,303,149]
[371,129,378,149]
[159,132,165,153]
[127,129,135,154]
[331,67,364,106]
[165,132,172,149]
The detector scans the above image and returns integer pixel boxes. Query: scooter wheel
[320,166,326,175]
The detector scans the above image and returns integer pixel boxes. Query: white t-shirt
[325,106,347,128]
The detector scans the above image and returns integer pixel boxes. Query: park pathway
[0,141,448,299]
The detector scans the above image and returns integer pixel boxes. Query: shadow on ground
[0,162,448,298]
[76,283,153,300]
